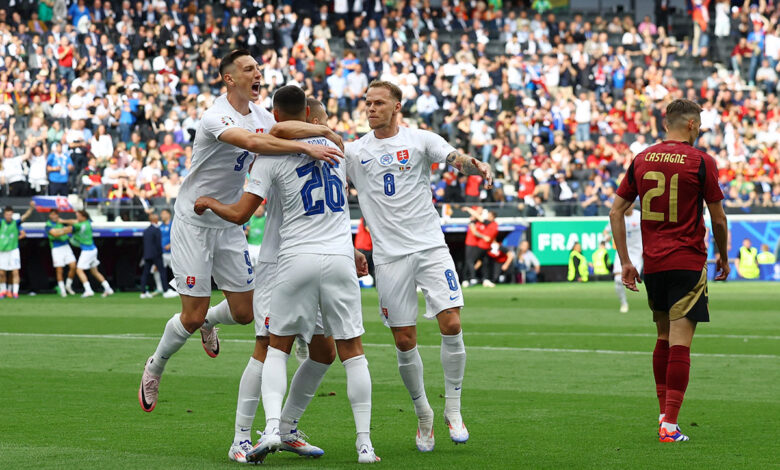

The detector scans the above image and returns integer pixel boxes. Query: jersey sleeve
[344,141,357,182]
[702,154,724,203]
[245,157,275,200]
[616,159,638,202]
[201,109,241,141]
[421,130,456,165]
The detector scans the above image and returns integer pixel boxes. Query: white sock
[153,271,163,292]
[661,421,678,431]
[396,347,432,419]
[280,359,330,435]
[0,283,6,293]
[12,284,19,295]
[235,357,263,443]
[343,354,372,449]
[57,280,65,293]
[441,331,466,416]
[65,278,73,289]
[83,282,94,294]
[615,276,627,304]
[101,280,112,292]
[261,347,289,433]
[204,299,237,329]
[148,313,191,376]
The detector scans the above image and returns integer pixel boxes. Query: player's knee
[233,308,253,325]
[310,342,336,365]
[393,330,417,351]
[437,308,461,335]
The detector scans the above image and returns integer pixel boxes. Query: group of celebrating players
[133,47,730,464]
[136,49,491,464]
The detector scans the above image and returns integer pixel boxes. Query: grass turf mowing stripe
[465,332,780,340]
[1,331,777,360]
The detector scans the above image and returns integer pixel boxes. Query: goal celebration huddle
[136,49,728,464]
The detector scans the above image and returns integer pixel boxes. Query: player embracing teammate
[610,99,729,443]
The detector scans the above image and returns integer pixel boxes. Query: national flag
[32,196,74,212]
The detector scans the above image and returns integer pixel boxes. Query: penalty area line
[0,332,777,360]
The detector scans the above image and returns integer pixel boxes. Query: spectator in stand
[46,142,73,196]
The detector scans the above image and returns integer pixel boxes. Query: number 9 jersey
[245,136,353,257]
[617,140,724,274]
[174,94,276,228]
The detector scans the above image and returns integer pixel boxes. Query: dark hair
[368,80,403,102]
[665,99,702,129]
[219,49,252,77]
[77,210,90,220]
[3,206,12,212]
[272,85,307,117]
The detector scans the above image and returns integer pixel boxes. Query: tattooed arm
[446,151,494,188]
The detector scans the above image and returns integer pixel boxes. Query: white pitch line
[0,332,777,360]
[466,332,780,340]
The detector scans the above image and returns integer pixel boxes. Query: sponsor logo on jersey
[397,149,410,164]
[379,153,393,166]
[221,116,236,126]
[381,307,388,319]
[264,316,270,329]
[186,276,196,288]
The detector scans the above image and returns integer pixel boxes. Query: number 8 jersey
[174,94,276,229]
[246,136,353,257]
[344,127,456,264]
[617,140,724,274]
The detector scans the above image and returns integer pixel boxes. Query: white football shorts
[253,261,325,338]
[162,252,172,268]
[247,243,261,268]
[268,253,363,343]
[375,246,464,327]
[0,248,21,271]
[613,249,644,277]
[77,248,100,270]
[170,218,255,297]
[51,244,76,268]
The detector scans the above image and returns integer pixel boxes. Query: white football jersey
[246,136,353,257]
[606,210,643,262]
[256,193,282,264]
[175,94,275,228]
[345,127,456,264]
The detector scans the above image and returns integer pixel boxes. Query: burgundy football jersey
[616,140,724,274]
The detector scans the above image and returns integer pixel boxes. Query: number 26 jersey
[616,140,724,274]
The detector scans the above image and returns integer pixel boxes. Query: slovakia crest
[397,149,410,165]
[379,153,393,166]
[381,307,389,319]
[186,276,196,288]
[264,316,270,329]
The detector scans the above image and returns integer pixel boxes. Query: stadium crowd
[0,0,779,220]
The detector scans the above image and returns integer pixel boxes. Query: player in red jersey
[610,99,730,443]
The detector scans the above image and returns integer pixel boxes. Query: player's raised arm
[269,121,344,151]
[218,127,342,166]
[707,201,730,281]
[610,195,641,291]
[445,150,494,189]
[194,192,264,226]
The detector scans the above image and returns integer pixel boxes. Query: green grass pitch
[1,282,778,469]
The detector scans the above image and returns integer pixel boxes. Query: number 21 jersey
[616,140,723,274]
[175,94,275,229]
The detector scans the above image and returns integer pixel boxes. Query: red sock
[664,345,691,424]
[652,339,670,414]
